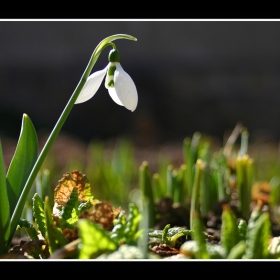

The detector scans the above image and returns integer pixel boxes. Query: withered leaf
[54,170,93,206]
[79,202,122,231]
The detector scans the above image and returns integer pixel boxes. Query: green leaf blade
[6,113,38,217]
[246,212,271,259]
[78,219,118,259]
[220,205,239,254]
[192,211,210,259]
[17,218,39,241]
[0,141,10,255]
[123,203,142,245]
[44,196,67,255]
[32,193,47,239]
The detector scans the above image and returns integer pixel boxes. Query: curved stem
[9,34,137,245]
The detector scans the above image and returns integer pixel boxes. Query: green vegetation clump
[3,123,280,260]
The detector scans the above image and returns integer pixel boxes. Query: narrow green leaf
[186,132,201,198]
[139,161,155,228]
[111,210,127,244]
[137,195,150,258]
[61,188,79,223]
[148,227,192,247]
[166,164,174,198]
[199,143,211,214]
[246,203,262,236]
[44,196,67,255]
[32,193,47,239]
[123,203,142,245]
[177,164,187,205]
[17,218,39,241]
[162,224,170,244]
[152,173,165,201]
[237,219,247,241]
[236,155,251,220]
[227,240,246,259]
[246,212,271,259]
[192,211,210,259]
[168,227,192,248]
[220,204,239,254]
[0,141,10,255]
[6,114,38,217]
[190,159,205,230]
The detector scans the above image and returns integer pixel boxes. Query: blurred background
[1,20,280,153]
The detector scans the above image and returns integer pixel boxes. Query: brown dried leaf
[54,170,92,206]
[252,181,271,204]
[79,202,121,231]
[62,228,79,242]
[151,244,180,257]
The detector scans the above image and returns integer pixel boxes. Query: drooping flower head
[75,48,138,112]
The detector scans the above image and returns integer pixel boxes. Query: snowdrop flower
[75,48,138,112]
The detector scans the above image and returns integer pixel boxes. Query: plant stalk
[9,34,137,247]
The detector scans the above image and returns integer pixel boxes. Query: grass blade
[0,141,10,255]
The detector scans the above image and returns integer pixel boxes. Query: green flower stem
[9,34,137,245]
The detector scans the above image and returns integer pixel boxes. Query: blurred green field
[16,122,280,219]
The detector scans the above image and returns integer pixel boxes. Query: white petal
[108,87,124,106]
[75,66,107,104]
[113,63,138,112]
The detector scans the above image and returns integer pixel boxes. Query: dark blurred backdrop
[1,20,280,147]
